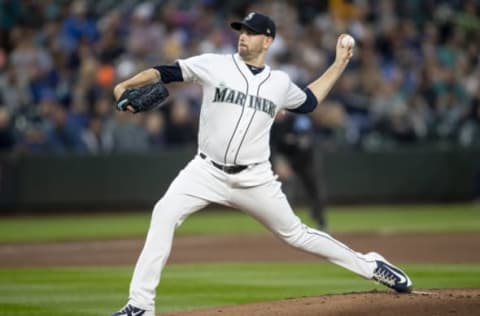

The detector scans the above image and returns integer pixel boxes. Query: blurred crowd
[0,0,479,155]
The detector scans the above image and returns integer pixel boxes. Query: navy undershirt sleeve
[287,88,318,114]
[153,62,184,83]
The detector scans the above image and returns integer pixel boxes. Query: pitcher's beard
[238,45,250,58]
[238,45,259,61]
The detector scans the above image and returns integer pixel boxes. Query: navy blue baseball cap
[230,12,276,38]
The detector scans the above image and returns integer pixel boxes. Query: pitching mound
[160,288,480,316]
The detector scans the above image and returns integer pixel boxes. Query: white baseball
[341,34,355,48]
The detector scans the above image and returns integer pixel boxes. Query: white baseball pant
[128,154,378,311]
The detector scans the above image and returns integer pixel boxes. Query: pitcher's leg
[128,193,208,310]
[127,157,229,311]
[231,180,376,279]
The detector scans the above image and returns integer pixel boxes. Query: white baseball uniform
[127,53,379,312]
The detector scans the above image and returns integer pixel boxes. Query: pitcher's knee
[278,223,309,249]
[151,198,182,225]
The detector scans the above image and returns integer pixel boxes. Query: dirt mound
[160,288,480,316]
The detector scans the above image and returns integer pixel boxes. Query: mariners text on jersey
[212,85,277,118]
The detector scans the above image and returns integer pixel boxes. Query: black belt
[199,153,248,174]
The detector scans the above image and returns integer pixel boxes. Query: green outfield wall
[1,147,479,211]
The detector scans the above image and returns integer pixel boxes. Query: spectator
[60,0,99,54]
[81,115,113,154]
[18,125,47,154]
[9,27,53,90]
[165,99,197,147]
[144,111,166,150]
[0,64,31,113]
[44,103,86,153]
[111,111,149,153]
[0,1,23,52]
[0,107,15,152]
[126,2,164,64]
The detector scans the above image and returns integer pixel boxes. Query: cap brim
[230,21,261,34]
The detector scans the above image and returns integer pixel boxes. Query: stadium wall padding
[1,147,479,211]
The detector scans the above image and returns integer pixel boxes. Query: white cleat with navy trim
[368,252,413,293]
[111,304,154,316]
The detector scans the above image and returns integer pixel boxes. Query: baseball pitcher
[111,12,412,316]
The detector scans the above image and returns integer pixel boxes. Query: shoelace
[113,305,145,316]
[373,266,397,286]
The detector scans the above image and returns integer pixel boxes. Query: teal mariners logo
[212,86,277,118]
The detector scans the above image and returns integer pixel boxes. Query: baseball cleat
[369,252,413,293]
[111,304,154,316]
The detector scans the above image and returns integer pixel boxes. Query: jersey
[177,53,307,165]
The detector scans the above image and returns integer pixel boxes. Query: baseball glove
[116,82,169,113]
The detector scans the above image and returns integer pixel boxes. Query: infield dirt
[1,232,479,266]
[1,232,479,316]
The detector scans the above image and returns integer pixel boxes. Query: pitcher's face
[237,27,270,60]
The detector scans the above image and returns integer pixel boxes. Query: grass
[327,204,480,233]
[0,263,479,315]
[0,204,479,315]
[0,204,479,243]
